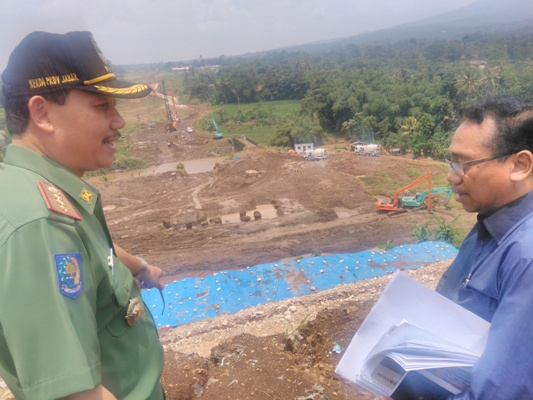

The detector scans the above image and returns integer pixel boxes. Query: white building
[294,143,314,155]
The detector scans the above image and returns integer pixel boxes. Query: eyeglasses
[446,154,509,177]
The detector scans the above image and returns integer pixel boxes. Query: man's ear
[510,150,533,182]
[27,96,54,133]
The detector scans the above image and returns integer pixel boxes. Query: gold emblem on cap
[80,188,93,203]
[93,84,150,96]
[126,298,144,326]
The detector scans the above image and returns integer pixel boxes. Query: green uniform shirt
[0,145,164,399]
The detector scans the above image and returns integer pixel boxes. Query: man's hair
[461,95,533,156]
[4,89,70,135]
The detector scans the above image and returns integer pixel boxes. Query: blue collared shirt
[437,191,533,399]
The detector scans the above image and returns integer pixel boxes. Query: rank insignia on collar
[55,253,83,299]
[126,297,144,326]
[38,181,81,220]
[80,188,94,203]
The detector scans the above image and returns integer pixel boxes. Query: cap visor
[80,79,152,99]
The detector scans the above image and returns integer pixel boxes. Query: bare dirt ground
[0,101,474,400]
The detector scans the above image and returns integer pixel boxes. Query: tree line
[181,29,533,157]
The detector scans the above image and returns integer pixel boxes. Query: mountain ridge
[273,0,533,54]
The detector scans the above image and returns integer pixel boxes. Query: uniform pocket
[106,258,136,338]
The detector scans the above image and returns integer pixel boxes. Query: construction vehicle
[362,144,381,156]
[304,148,328,160]
[350,141,366,152]
[401,186,453,208]
[351,142,381,156]
[212,119,224,139]
[376,172,432,212]
[161,80,177,132]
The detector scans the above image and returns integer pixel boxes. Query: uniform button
[124,284,129,292]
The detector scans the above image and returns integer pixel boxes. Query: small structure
[294,143,314,155]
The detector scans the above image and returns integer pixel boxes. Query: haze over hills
[411,0,533,27]
[269,0,533,55]
[122,0,532,68]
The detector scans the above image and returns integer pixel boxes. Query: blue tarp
[142,241,457,328]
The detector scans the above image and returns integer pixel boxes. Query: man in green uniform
[0,31,166,399]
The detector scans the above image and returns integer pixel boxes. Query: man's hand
[136,263,166,291]
[114,244,166,290]
[61,384,117,399]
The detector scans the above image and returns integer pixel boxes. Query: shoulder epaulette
[37,181,81,220]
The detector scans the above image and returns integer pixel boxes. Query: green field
[118,70,302,146]
[202,100,301,146]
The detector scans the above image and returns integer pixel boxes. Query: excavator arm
[401,186,452,208]
[212,119,224,139]
[430,187,453,203]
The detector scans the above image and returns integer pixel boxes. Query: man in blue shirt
[436,95,533,399]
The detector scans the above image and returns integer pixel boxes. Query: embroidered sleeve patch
[38,181,82,220]
[55,253,83,299]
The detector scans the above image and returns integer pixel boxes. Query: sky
[0,0,478,69]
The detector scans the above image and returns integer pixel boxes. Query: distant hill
[122,0,533,68]
[278,0,533,53]
[411,0,533,29]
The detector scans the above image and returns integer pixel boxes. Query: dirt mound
[93,139,462,280]
[157,263,450,400]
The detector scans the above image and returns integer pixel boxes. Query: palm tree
[455,69,481,99]
[480,67,502,95]
[400,116,419,137]
[522,59,533,73]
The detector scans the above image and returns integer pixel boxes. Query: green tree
[270,115,323,147]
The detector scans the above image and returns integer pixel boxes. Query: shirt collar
[4,144,99,215]
[479,190,533,243]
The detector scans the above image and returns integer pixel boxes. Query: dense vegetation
[1,28,532,161]
[181,29,533,157]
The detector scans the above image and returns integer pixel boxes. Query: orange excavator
[376,172,432,212]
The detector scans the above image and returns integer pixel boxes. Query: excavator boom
[212,119,224,139]
[401,186,453,208]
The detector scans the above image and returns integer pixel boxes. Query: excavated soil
[0,102,474,400]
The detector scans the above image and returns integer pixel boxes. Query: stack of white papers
[335,271,490,399]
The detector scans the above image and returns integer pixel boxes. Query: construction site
[0,95,474,400]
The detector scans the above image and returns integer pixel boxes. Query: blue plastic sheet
[142,241,457,327]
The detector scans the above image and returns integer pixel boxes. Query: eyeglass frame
[446,153,510,177]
